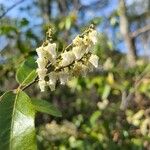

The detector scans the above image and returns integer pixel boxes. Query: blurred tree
[119,0,137,66]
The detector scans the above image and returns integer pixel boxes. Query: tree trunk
[119,0,137,67]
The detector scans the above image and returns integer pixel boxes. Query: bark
[119,0,137,67]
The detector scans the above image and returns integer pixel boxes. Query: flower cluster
[36,25,99,91]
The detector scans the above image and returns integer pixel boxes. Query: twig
[21,77,38,91]
[0,0,25,19]
[130,24,150,38]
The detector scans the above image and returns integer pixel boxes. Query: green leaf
[31,99,62,117]
[0,25,18,35]
[20,18,29,27]
[90,111,101,126]
[65,17,71,30]
[102,84,111,100]
[0,91,37,150]
[16,57,37,86]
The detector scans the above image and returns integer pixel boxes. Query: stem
[21,77,38,91]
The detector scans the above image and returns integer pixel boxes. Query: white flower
[72,46,85,60]
[36,27,99,92]
[87,62,94,72]
[59,72,70,85]
[36,58,47,69]
[80,64,88,76]
[83,35,91,46]
[89,54,99,68]
[73,62,88,76]
[48,83,56,91]
[86,44,93,53]
[73,36,83,46]
[61,51,75,66]
[49,72,57,84]
[38,80,46,92]
[88,30,98,44]
[36,68,47,80]
[36,46,47,58]
[43,43,57,59]
[48,72,57,91]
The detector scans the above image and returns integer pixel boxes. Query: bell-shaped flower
[59,71,70,85]
[36,68,47,80]
[36,58,47,69]
[36,46,47,58]
[88,30,98,44]
[43,43,57,59]
[61,51,75,66]
[38,80,46,92]
[89,54,99,68]
[48,72,57,91]
[48,83,56,91]
[72,62,87,76]
[72,46,85,60]
[85,44,93,53]
[73,36,83,46]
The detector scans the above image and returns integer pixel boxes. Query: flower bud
[89,54,99,68]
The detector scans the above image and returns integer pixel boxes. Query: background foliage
[0,0,150,149]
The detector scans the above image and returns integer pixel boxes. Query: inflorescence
[36,25,99,92]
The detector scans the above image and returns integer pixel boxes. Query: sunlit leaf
[0,91,37,149]
[65,17,71,30]
[32,99,62,117]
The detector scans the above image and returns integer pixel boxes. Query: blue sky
[0,0,149,56]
